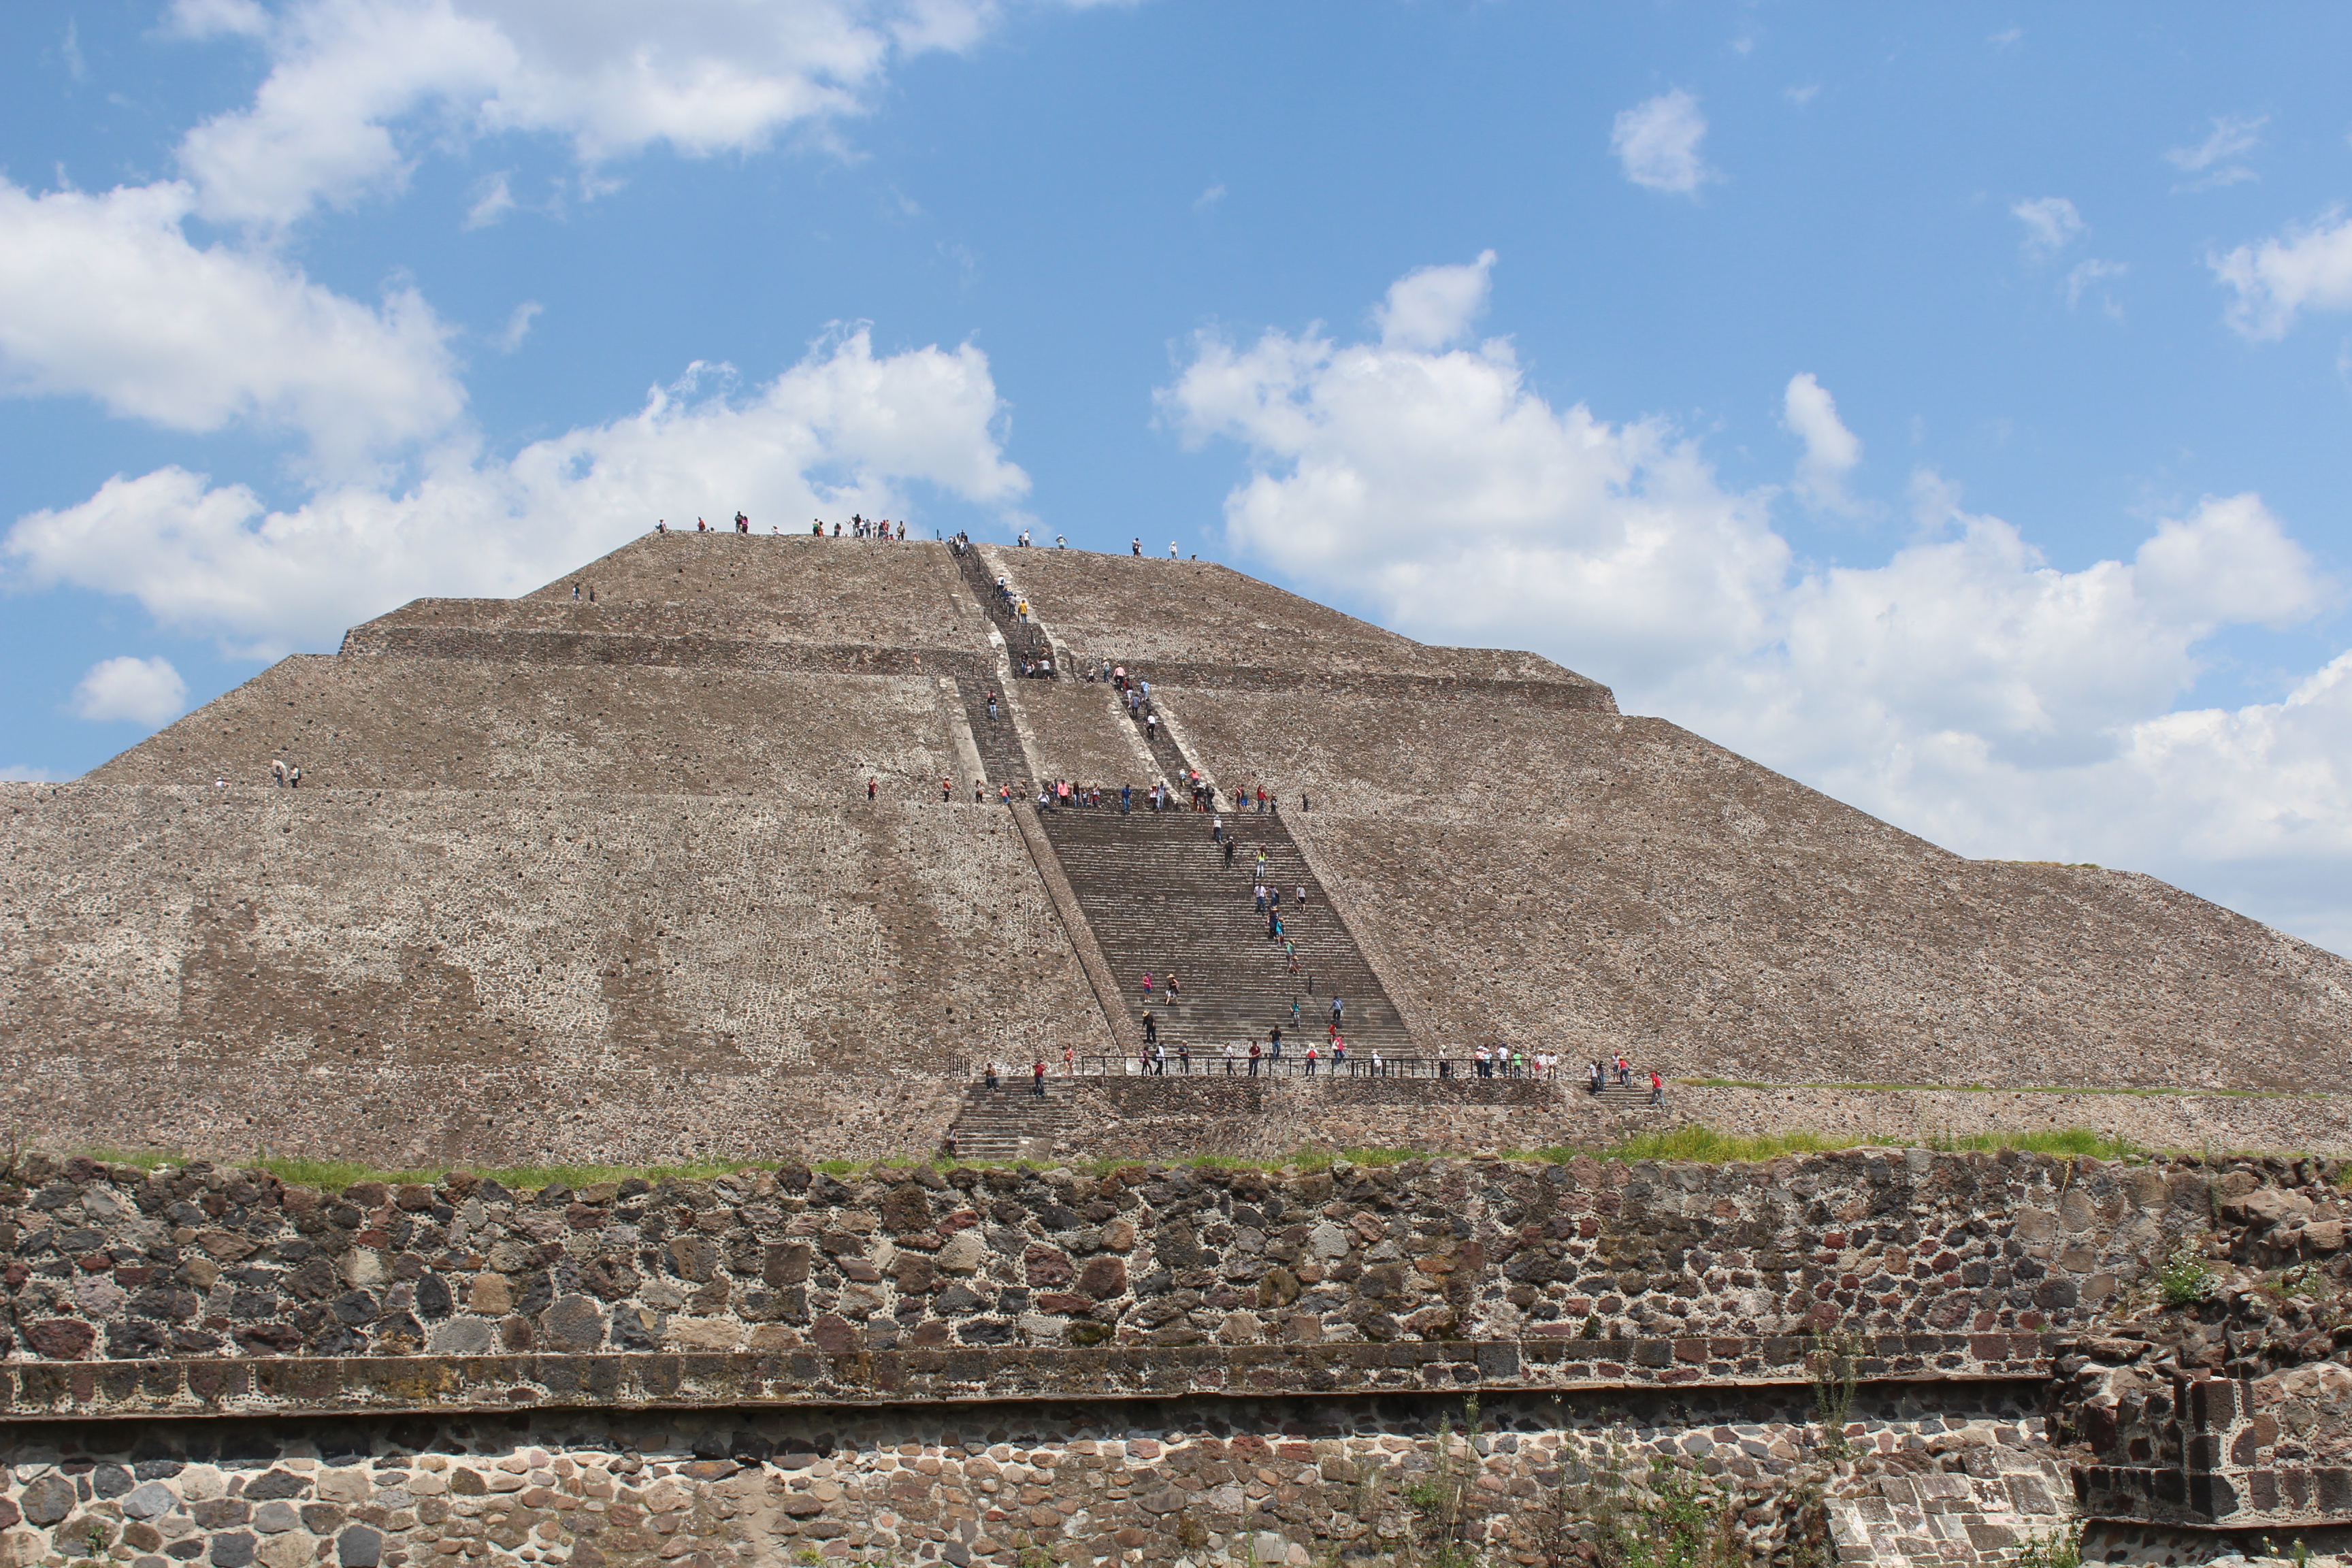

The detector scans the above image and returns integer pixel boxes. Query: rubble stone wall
[0,1383,2058,1568]
[1041,1077,2352,1162]
[1,1149,2241,1367]
[11,1149,2351,1567]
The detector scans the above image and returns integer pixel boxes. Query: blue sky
[5,2,2352,949]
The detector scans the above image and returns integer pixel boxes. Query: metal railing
[979,1055,1585,1083]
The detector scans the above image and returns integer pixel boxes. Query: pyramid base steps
[943,1081,1087,1161]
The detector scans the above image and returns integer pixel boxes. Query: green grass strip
[1678,1077,2331,1101]
[48,1120,2304,1193]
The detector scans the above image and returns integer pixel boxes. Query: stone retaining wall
[1042,1078,2352,1162]
[2,1149,2238,1367]
[0,1381,2053,1568]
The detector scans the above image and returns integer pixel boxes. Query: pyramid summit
[5,529,2347,1165]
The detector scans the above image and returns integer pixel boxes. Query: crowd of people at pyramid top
[650,512,915,539]
[998,528,1185,558]
[643,518,1207,557]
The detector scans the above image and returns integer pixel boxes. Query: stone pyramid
[3,531,2345,1165]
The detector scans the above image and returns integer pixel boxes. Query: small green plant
[2158,1238,2215,1307]
[1396,1397,1485,1568]
[2272,1263,2324,1299]
[2012,1522,2083,1568]
[66,1520,112,1568]
[1546,1439,1733,1568]
[1808,1326,1864,1458]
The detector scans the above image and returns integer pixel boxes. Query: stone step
[1039,806,1412,1055]
[953,545,1056,670]
[942,1081,1088,1158]
[1580,1082,1670,1107]
[953,674,1028,787]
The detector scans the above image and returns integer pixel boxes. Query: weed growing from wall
[2158,1238,2215,1307]
[2012,1522,2083,1568]
[1807,1327,1864,1458]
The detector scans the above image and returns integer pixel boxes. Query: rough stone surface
[3,1146,2349,1567]
[0,1148,2265,1365]
[91,658,978,800]
[0,788,1095,1164]
[987,543,1603,689]
[1173,685,2352,1093]
[5,531,2347,1168]
[0,1383,2052,1568]
[1041,1076,2352,1163]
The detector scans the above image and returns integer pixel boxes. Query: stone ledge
[343,623,987,678]
[0,1333,2051,1420]
[2077,1462,2352,1529]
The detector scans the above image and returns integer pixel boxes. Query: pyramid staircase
[1122,688,1196,785]
[1575,1077,1667,1111]
[1035,806,1411,1058]
[943,1079,1088,1160]
[954,675,1030,787]
[953,544,1056,672]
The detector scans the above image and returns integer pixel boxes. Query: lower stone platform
[0,1335,2053,1422]
[0,1380,2055,1568]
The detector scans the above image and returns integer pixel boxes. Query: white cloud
[168,0,270,36]
[1780,372,1862,514]
[5,327,1027,655]
[2166,112,2265,191]
[465,170,516,228]
[2212,209,2352,340]
[1193,182,1226,213]
[1160,261,2352,950]
[171,0,1106,226]
[0,176,463,469]
[1159,305,1788,685]
[0,764,63,782]
[69,656,190,726]
[1610,90,1715,196]
[495,299,541,352]
[2065,258,2127,315]
[2011,195,2084,260]
[1374,250,1496,351]
[1783,84,1818,107]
